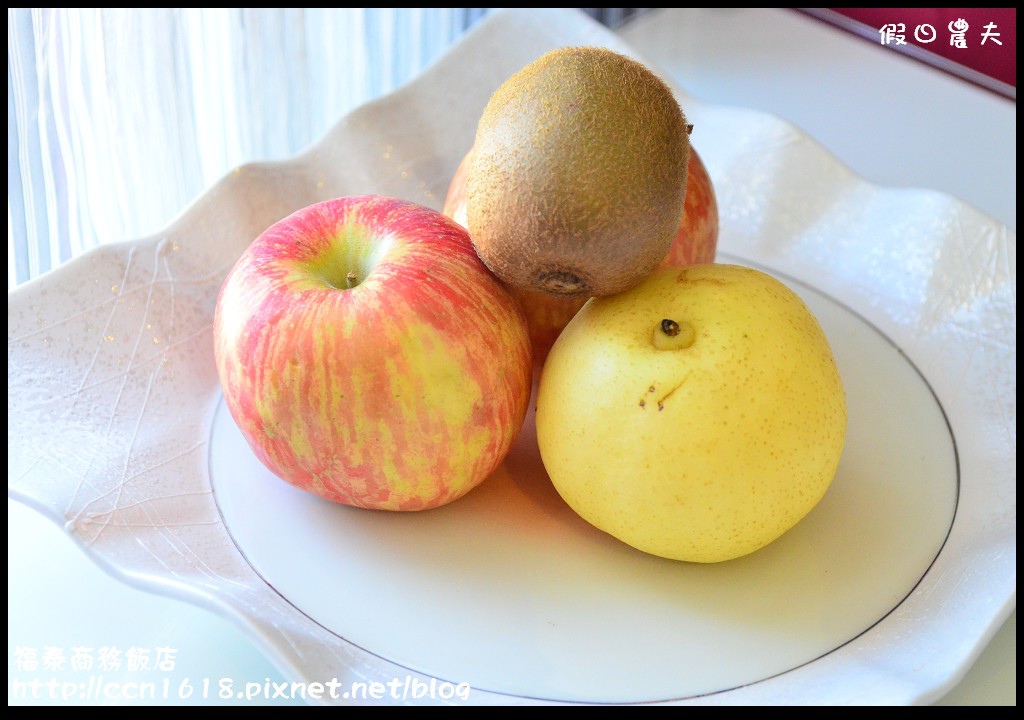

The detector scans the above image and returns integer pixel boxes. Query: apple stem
[661,319,680,337]
[346,272,357,289]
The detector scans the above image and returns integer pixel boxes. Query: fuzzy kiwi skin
[466,46,690,298]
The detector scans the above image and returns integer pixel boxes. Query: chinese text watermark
[10,646,471,703]
[879,18,1006,49]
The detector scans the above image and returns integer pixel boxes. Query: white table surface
[8,7,1015,706]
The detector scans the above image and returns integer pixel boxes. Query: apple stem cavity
[653,318,695,351]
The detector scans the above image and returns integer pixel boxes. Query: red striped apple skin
[444,146,719,364]
[213,195,532,511]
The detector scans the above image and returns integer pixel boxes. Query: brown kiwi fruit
[466,46,690,298]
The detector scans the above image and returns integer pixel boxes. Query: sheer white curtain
[7,8,493,289]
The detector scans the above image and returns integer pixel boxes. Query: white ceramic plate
[7,8,1016,706]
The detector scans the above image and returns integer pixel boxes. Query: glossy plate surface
[212,264,958,702]
[7,8,1015,706]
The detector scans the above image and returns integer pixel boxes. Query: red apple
[213,195,533,511]
[443,146,719,363]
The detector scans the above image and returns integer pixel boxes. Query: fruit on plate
[535,264,847,562]
[466,46,691,299]
[444,145,718,363]
[213,195,533,511]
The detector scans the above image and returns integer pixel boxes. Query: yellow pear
[536,264,847,563]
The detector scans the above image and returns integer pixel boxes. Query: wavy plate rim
[7,7,1016,706]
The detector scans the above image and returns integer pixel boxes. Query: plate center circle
[210,271,957,703]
